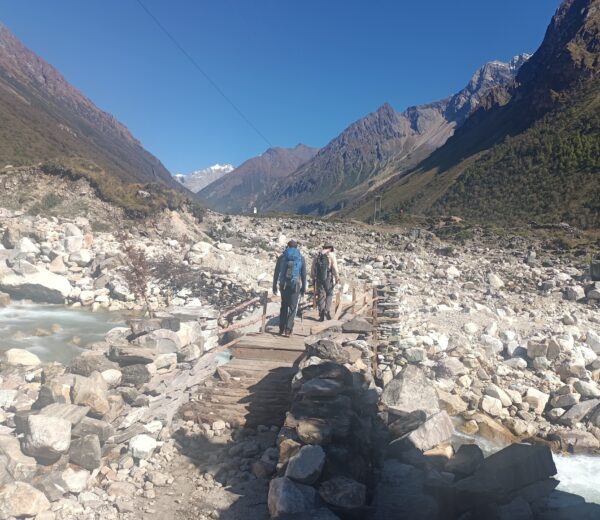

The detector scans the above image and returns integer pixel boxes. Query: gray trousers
[279,281,301,333]
[316,278,334,318]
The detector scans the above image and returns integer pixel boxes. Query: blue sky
[1,0,561,173]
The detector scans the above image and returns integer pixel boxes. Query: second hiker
[312,243,339,321]
[273,240,307,337]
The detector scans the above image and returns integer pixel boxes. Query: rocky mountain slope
[345,0,600,228]
[0,22,177,188]
[175,164,234,193]
[257,55,528,215]
[197,144,318,214]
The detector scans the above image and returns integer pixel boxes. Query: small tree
[115,231,153,317]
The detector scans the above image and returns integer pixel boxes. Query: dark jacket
[273,248,307,294]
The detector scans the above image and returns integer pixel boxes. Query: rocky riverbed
[1,203,600,518]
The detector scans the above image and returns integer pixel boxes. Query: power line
[134,0,273,147]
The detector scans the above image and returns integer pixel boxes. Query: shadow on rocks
[173,364,302,520]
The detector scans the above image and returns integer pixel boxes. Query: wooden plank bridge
[181,287,375,429]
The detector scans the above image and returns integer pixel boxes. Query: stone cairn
[267,320,381,519]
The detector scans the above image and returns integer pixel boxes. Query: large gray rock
[285,445,325,485]
[39,403,89,426]
[1,226,20,249]
[319,476,366,509]
[22,414,71,463]
[69,434,101,470]
[0,435,37,481]
[381,365,440,417]
[299,378,345,398]
[453,444,556,510]
[371,460,440,520]
[305,339,352,364]
[554,430,600,452]
[587,330,600,353]
[564,286,585,301]
[558,398,600,426]
[436,357,467,378]
[532,490,600,519]
[0,348,41,366]
[0,481,50,518]
[0,261,71,303]
[72,417,114,444]
[109,345,156,366]
[268,477,317,518]
[134,329,182,354]
[495,496,533,520]
[120,363,154,387]
[445,444,484,478]
[405,411,454,451]
[129,434,157,460]
[67,352,118,377]
[35,375,73,408]
[341,317,372,334]
[573,380,600,398]
[62,467,91,494]
[72,373,109,417]
[29,471,69,502]
[129,317,180,337]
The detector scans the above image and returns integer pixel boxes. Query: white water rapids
[0,302,128,364]
[452,423,600,504]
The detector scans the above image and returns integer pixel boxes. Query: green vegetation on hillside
[433,83,600,228]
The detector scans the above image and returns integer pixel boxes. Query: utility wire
[134,0,273,147]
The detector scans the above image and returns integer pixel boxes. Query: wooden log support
[333,287,343,320]
[221,295,261,318]
[372,286,379,341]
[260,290,269,333]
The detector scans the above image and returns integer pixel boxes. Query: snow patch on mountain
[174,163,234,192]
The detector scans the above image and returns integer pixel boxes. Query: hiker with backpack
[312,244,339,321]
[273,240,307,337]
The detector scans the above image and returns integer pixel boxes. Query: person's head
[287,240,298,249]
[323,244,334,252]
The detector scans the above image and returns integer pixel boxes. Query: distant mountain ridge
[343,0,600,228]
[198,144,319,213]
[257,54,530,214]
[0,22,177,188]
[175,163,234,193]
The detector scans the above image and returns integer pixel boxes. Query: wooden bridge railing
[218,282,376,338]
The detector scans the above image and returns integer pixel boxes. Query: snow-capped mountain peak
[174,163,235,193]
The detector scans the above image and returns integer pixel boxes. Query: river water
[0,303,129,364]
[452,424,600,504]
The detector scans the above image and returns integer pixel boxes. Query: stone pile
[267,331,381,519]
[0,308,220,519]
[374,283,405,341]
